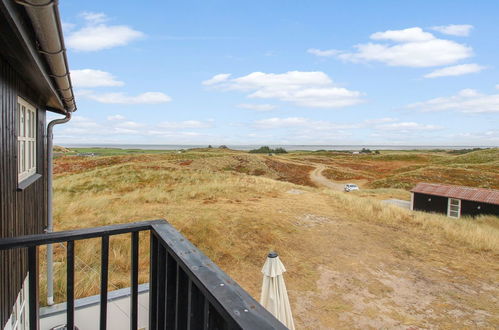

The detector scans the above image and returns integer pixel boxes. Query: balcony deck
[0,220,286,330]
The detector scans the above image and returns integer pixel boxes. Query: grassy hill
[285,148,499,191]
[45,148,499,328]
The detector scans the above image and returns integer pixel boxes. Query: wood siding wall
[461,200,499,217]
[413,192,499,217]
[1,54,48,328]
[413,193,448,215]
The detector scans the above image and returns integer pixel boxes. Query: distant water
[63,144,495,151]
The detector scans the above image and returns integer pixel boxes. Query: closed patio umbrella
[260,252,295,330]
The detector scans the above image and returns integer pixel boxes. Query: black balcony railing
[0,220,286,330]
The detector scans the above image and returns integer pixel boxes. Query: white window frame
[4,275,29,330]
[17,97,37,182]
[447,198,461,218]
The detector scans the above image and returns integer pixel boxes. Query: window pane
[18,141,21,174]
[17,103,20,135]
[28,142,32,170]
[11,304,17,327]
[450,205,459,211]
[19,310,25,329]
[30,141,32,168]
[450,199,459,206]
[30,110,34,138]
[20,106,25,137]
[32,141,35,168]
[27,110,31,138]
[31,110,36,138]
[21,141,25,172]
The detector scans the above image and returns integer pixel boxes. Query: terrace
[0,220,286,330]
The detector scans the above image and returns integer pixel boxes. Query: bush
[448,148,485,155]
[249,146,287,154]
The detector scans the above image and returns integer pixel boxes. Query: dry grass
[286,148,499,191]
[350,188,411,201]
[322,190,498,252]
[264,158,316,186]
[43,151,499,328]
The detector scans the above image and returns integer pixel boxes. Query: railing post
[175,265,189,329]
[156,239,167,329]
[100,236,109,330]
[66,240,75,330]
[187,280,205,330]
[148,232,158,330]
[130,232,139,330]
[165,253,177,329]
[28,246,39,330]
[203,298,210,330]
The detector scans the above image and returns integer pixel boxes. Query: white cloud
[113,127,140,134]
[115,121,145,128]
[107,114,126,121]
[408,87,499,113]
[237,104,277,111]
[371,27,434,42]
[67,12,144,51]
[204,71,364,108]
[158,120,214,129]
[450,130,499,144]
[63,116,110,136]
[202,73,231,86]
[146,130,210,138]
[307,48,340,57]
[70,115,100,128]
[60,115,216,141]
[71,69,124,87]
[80,12,108,24]
[85,92,171,104]
[335,27,472,67]
[248,117,436,143]
[253,117,359,130]
[375,122,442,131]
[254,117,311,129]
[61,21,76,33]
[363,117,397,124]
[252,117,413,132]
[424,63,485,78]
[431,24,473,37]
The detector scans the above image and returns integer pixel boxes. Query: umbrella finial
[268,251,278,258]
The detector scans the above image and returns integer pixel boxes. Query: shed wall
[461,200,499,217]
[412,193,448,215]
[1,54,48,328]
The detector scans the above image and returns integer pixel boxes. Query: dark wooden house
[411,183,499,218]
[1,1,284,329]
[1,0,75,328]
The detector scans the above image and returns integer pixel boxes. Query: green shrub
[249,146,287,154]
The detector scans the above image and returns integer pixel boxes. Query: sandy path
[310,165,344,191]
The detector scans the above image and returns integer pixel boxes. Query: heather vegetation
[42,147,499,328]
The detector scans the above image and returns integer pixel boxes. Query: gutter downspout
[46,111,71,305]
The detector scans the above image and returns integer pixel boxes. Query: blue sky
[51,0,499,146]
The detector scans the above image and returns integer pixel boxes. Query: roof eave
[0,0,75,114]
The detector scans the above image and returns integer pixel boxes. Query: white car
[344,184,359,192]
